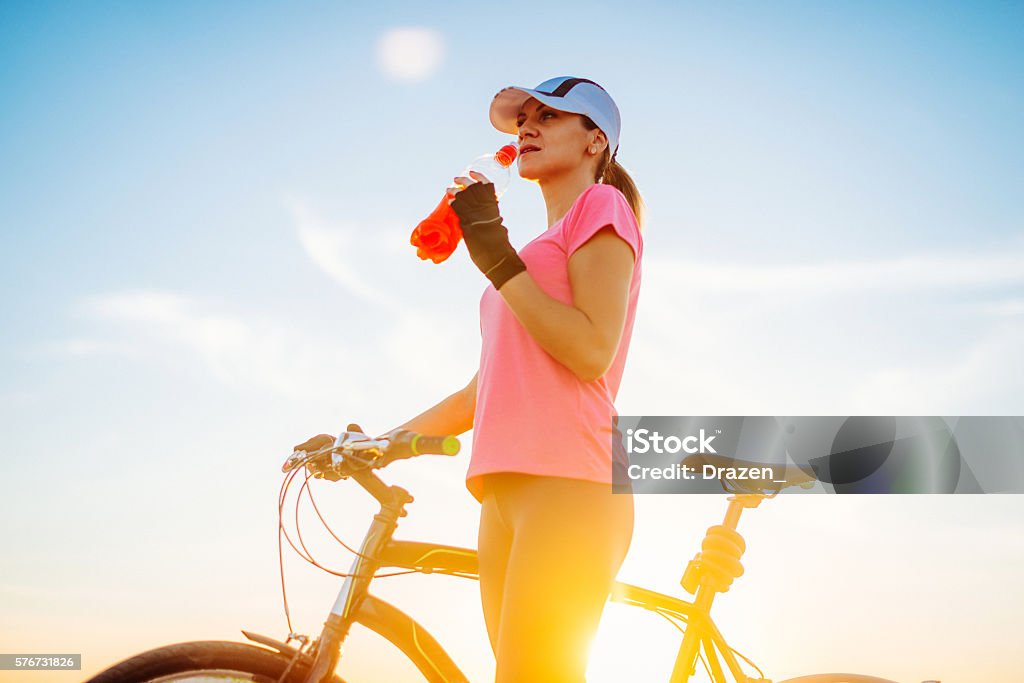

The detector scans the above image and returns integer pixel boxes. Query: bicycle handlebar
[390,432,461,460]
[281,428,461,480]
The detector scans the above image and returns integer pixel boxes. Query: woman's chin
[517,168,543,183]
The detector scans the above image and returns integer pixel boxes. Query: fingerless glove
[450,182,527,290]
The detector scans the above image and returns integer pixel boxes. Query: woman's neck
[540,169,597,230]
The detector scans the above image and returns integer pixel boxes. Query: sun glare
[586,601,685,682]
[376,27,444,82]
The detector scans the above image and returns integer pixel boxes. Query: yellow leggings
[478,472,634,682]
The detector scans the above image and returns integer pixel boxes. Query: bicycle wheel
[778,675,900,683]
[84,640,346,683]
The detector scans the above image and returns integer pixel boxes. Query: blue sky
[2,2,1023,681]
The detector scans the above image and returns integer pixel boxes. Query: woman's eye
[516,112,554,126]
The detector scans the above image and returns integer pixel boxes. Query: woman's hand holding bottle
[449,172,527,290]
[410,142,518,265]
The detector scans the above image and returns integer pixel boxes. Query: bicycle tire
[84,640,346,683]
[777,675,901,683]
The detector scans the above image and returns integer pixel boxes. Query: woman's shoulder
[565,183,632,224]
[561,183,643,257]
[579,182,627,205]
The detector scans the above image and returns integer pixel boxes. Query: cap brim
[489,85,596,135]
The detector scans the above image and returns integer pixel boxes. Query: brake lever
[282,446,332,473]
[347,438,388,458]
[281,429,376,473]
[315,433,397,479]
[282,428,409,479]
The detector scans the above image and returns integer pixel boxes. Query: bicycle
[87,426,922,683]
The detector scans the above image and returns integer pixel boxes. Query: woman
[298,75,645,682]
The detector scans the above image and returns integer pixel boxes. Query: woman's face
[515,97,606,182]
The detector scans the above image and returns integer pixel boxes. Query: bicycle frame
[88,440,904,683]
[289,468,762,683]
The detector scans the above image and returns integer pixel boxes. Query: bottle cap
[494,142,519,168]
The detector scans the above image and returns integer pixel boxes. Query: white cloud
[376,27,444,82]
[973,298,1024,318]
[43,338,138,358]
[619,242,1024,415]
[650,245,1024,295]
[78,290,342,399]
[83,290,251,359]
[56,195,480,411]
[64,286,479,448]
[86,290,191,323]
[289,198,402,310]
[286,196,480,387]
[848,320,1024,413]
[63,210,1023,418]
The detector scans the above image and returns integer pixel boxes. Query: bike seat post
[690,493,761,612]
[670,493,763,682]
[723,492,763,531]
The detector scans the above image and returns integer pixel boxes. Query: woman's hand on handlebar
[293,424,379,480]
[294,433,338,480]
[293,433,335,454]
[293,423,372,454]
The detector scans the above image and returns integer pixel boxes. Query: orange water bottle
[411,141,519,264]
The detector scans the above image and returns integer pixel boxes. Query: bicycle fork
[302,469,414,683]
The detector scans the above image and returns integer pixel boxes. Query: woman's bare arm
[382,371,477,437]
[496,226,635,382]
[293,373,475,454]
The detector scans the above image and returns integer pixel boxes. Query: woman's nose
[517,122,538,143]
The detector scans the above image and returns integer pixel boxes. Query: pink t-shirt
[466,183,644,503]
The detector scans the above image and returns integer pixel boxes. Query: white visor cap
[489,76,621,158]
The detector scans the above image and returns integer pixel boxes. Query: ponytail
[599,154,645,230]
[582,117,646,230]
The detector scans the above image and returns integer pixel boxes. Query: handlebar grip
[409,434,460,456]
[385,430,461,462]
